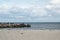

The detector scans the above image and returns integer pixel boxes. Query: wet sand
[0,30,60,40]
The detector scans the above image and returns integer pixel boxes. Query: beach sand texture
[0,30,60,40]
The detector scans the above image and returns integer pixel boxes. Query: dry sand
[0,30,60,40]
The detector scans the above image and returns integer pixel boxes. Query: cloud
[30,7,47,17]
[50,0,60,5]
[12,16,25,19]
[0,0,60,22]
[45,5,54,10]
[0,2,55,20]
[45,0,60,15]
[0,0,58,16]
[0,0,49,17]
[6,6,48,17]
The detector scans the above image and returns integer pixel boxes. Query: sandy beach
[0,30,60,40]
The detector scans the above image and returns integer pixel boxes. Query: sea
[0,22,60,30]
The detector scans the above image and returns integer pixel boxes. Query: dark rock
[0,23,31,28]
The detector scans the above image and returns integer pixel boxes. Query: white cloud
[0,4,12,10]
[50,0,60,5]
[0,3,12,14]
[46,5,54,10]
[45,0,60,14]
[15,16,25,19]
[0,1,55,17]
[0,0,49,17]
[31,7,47,16]
[0,0,60,22]
[9,6,48,17]
[48,14,52,16]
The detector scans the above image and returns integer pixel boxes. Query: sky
[0,0,60,22]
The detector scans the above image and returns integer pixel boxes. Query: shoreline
[0,28,60,30]
[0,29,60,31]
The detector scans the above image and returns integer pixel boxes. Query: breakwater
[0,23,31,28]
